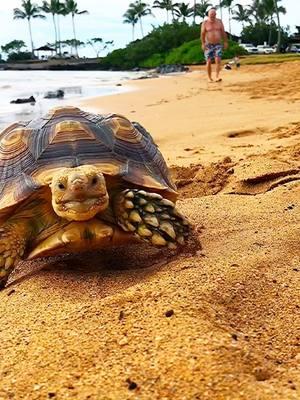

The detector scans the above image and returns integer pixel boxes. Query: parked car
[289,44,300,53]
[240,43,259,54]
[256,45,276,54]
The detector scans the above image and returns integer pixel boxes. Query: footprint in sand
[146,99,169,107]
[225,129,262,138]
[224,156,300,195]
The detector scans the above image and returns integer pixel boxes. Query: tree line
[123,0,287,50]
[3,0,289,62]
[1,38,114,62]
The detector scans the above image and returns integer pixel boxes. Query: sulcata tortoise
[0,106,190,288]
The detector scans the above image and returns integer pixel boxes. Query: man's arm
[201,21,206,51]
[220,20,228,49]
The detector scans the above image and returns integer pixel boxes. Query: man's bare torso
[203,19,224,45]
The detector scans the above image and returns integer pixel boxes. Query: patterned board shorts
[204,43,223,61]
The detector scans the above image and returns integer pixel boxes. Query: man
[201,8,228,82]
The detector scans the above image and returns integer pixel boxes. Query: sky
[0,0,299,58]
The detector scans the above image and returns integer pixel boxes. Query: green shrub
[7,51,33,62]
[140,53,165,68]
[100,22,200,69]
[166,39,247,65]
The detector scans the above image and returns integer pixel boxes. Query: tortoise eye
[91,177,98,185]
[58,182,65,190]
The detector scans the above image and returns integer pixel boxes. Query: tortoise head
[50,165,109,221]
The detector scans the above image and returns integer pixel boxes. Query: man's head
[208,7,217,20]
[50,165,109,221]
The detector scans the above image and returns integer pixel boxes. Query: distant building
[34,45,56,60]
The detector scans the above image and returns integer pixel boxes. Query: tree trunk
[166,9,169,24]
[52,14,58,54]
[268,17,273,46]
[171,1,175,22]
[193,0,196,25]
[139,17,144,37]
[132,24,135,41]
[56,15,62,56]
[27,18,34,56]
[228,7,232,35]
[273,0,281,52]
[72,14,78,57]
[219,0,223,19]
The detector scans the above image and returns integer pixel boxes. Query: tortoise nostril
[71,179,85,191]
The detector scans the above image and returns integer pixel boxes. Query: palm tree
[152,0,168,23]
[272,0,285,51]
[123,8,139,41]
[250,0,286,47]
[232,3,251,29]
[220,0,234,34]
[41,0,61,54]
[13,0,45,56]
[128,1,152,38]
[173,2,193,22]
[218,0,223,19]
[272,0,280,51]
[63,0,88,57]
[195,0,212,21]
[250,0,268,23]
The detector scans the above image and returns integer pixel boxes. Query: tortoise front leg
[0,222,28,288]
[0,196,62,289]
[113,189,190,249]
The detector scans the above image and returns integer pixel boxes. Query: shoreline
[0,70,145,129]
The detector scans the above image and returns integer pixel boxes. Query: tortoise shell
[0,106,177,219]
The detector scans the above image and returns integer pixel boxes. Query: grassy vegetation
[239,53,300,65]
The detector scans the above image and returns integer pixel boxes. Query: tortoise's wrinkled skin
[0,106,189,288]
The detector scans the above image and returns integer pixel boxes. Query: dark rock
[136,73,159,80]
[44,89,64,99]
[10,95,36,104]
[156,64,189,74]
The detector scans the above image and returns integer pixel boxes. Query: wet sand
[0,61,299,399]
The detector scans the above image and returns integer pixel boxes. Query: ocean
[0,70,143,130]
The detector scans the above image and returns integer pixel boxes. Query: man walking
[201,7,228,82]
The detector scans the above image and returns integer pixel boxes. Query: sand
[0,61,299,400]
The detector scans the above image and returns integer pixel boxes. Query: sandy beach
[0,61,299,399]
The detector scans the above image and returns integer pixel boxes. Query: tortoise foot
[115,189,190,249]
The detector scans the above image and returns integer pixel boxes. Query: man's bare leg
[206,59,213,82]
[215,57,222,81]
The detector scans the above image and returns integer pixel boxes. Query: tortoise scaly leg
[0,223,28,288]
[0,195,64,289]
[113,189,190,249]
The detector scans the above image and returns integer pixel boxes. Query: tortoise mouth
[53,196,109,221]
[63,198,104,212]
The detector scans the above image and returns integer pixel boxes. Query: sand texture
[0,62,299,400]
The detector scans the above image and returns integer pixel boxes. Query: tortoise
[0,106,190,288]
